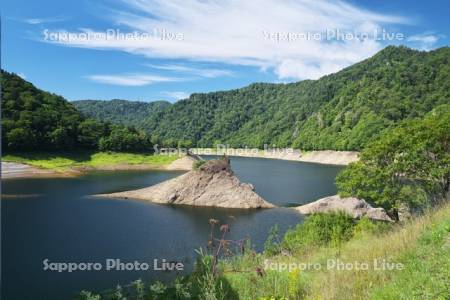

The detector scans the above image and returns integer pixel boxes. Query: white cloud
[43,0,410,80]
[161,91,190,100]
[408,34,439,43]
[407,33,441,50]
[25,17,67,25]
[86,73,182,86]
[17,73,27,80]
[146,64,233,78]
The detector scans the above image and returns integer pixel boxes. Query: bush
[352,217,392,239]
[193,160,206,170]
[98,126,152,152]
[192,248,225,300]
[282,212,355,252]
[263,224,282,256]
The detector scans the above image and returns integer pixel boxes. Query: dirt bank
[1,162,74,179]
[1,155,196,179]
[193,148,359,166]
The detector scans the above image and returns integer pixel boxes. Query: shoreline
[192,148,359,166]
[1,162,76,179]
[1,155,195,179]
[1,149,358,179]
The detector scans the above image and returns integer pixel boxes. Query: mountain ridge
[139,46,450,149]
[3,45,449,151]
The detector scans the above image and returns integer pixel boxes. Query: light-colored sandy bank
[97,158,274,209]
[164,155,198,170]
[1,162,75,179]
[73,155,197,172]
[192,148,359,166]
[1,155,196,179]
[297,150,359,165]
[293,195,393,222]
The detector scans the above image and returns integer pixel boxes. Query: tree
[336,105,450,218]
[99,126,152,152]
[1,70,154,153]
[5,127,36,150]
[77,119,108,148]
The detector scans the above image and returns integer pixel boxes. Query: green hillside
[72,99,170,130]
[143,46,449,150]
[3,46,449,152]
[1,71,152,152]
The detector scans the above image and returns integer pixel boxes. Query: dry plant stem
[212,230,228,276]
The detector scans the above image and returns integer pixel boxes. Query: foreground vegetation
[223,202,449,299]
[3,152,178,171]
[77,202,449,299]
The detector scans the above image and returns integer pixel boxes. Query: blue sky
[2,0,449,102]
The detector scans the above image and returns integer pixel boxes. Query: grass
[369,215,450,299]
[218,202,450,299]
[2,151,179,171]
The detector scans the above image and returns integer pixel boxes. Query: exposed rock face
[98,158,274,209]
[294,195,393,222]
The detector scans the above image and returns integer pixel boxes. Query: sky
[2,0,449,102]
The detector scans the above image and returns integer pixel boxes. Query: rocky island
[97,157,275,209]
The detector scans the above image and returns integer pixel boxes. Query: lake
[1,156,342,299]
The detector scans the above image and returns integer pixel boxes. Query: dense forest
[2,46,450,152]
[75,46,450,150]
[1,71,152,152]
[72,99,170,130]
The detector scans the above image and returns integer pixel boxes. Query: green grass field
[2,151,179,171]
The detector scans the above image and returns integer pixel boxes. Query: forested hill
[1,71,152,152]
[72,99,170,129]
[141,46,449,150]
[3,46,450,152]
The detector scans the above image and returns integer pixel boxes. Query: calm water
[1,157,341,300]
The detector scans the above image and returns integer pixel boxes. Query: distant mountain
[142,46,450,150]
[72,99,171,130]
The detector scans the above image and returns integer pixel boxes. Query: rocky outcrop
[294,195,393,222]
[97,158,274,209]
